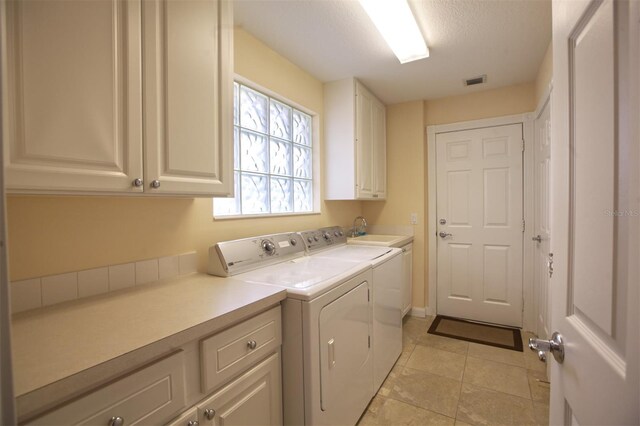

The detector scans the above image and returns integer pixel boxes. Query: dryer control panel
[209,232,306,276]
[299,226,347,253]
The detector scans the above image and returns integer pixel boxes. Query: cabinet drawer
[166,407,198,426]
[201,306,281,392]
[28,352,186,426]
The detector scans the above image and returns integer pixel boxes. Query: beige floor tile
[463,356,531,399]
[387,366,461,418]
[456,383,536,426]
[467,343,526,368]
[378,363,403,397]
[398,340,416,366]
[403,316,434,343]
[527,370,550,403]
[358,395,455,426]
[406,345,467,381]
[533,402,550,425]
[416,333,469,355]
[525,349,548,373]
[454,420,474,426]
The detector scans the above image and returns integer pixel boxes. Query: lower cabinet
[402,243,413,317]
[196,352,282,426]
[25,306,283,426]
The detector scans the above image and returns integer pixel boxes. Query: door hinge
[522,219,525,233]
[522,139,525,152]
[368,335,371,348]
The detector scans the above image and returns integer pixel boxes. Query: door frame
[426,113,535,330]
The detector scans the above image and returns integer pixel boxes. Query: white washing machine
[209,232,375,426]
[299,226,403,391]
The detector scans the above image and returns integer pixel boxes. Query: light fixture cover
[359,0,429,64]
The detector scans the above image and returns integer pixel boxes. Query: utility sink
[347,234,413,248]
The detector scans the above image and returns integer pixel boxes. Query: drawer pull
[109,416,124,426]
[247,340,257,350]
[187,421,199,426]
[203,408,216,420]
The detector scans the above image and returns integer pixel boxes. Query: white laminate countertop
[11,273,286,417]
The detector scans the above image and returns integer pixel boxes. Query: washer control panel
[299,226,346,252]
[209,232,305,276]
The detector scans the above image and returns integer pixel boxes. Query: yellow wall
[535,42,553,107]
[6,28,362,281]
[424,82,536,126]
[361,101,427,309]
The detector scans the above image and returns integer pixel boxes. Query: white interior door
[436,124,524,327]
[548,0,639,424]
[533,99,551,344]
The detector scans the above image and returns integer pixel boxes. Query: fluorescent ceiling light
[359,0,429,64]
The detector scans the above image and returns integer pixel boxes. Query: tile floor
[358,316,550,426]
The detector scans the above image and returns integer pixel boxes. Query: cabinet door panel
[356,84,373,197]
[2,0,143,193]
[143,0,233,196]
[372,99,386,198]
[197,352,282,426]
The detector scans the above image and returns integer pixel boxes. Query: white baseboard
[410,307,427,318]
[425,305,436,316]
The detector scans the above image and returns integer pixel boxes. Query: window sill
[213,210,321,221]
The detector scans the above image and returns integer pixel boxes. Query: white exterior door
[548,0,639,424]
[436,124,524,327]
[533,99,551,343]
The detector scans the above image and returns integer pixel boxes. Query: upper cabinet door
[355,83,373,198]
[372,98,386,198]
[142,0,233,196]
[1,0,144,193]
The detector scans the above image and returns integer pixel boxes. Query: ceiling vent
[464,75,487,86]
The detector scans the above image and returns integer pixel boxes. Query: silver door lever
[438,232,453,239]
[529,332,565,363]
[532,235,542,243]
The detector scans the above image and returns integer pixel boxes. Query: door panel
[549,0,639,423]
[533,98,551,342]
[356,84,373,197]
[319,281,372,425]
[436,124,523,327]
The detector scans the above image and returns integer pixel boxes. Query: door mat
[427,315,523,352]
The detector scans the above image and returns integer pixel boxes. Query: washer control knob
[261,239,276,255]
[307,237,313,243]
[314,235,319,242]
[334,231,340,237]
[323,232,330,241]
[338,231,344,237]
[290,238,297,246]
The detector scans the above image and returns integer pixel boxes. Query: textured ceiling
[234,0,552,104]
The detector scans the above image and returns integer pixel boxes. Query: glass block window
[214,82,314,216]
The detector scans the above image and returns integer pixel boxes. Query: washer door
[319,280,373,425]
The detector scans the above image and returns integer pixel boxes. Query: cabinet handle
[109,417,124,426]
[203,408,216,420]
[247,340,257,350]
[187,421,199,426]
[132,178,143,187]
[150,180,161,189]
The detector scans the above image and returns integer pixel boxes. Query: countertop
[11,273,286,418]
[347,234,414,248]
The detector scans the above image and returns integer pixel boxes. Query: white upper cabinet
[142,0,233,196]
[324,78,386,200]
[1,0,233,196]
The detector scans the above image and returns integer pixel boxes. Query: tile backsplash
[10,252,198,314]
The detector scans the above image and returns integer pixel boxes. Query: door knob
[529,332,564,363]
[439,232,453,239]
[532,235,542,243]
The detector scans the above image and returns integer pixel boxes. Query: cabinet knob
[203,408,216,420]
[187,421,199,426]
[132,178,143,187]
[150,180,161,189]
[247,340,257,350]
[108,416,124,426]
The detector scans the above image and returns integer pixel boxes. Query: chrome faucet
[352,216,368,237]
